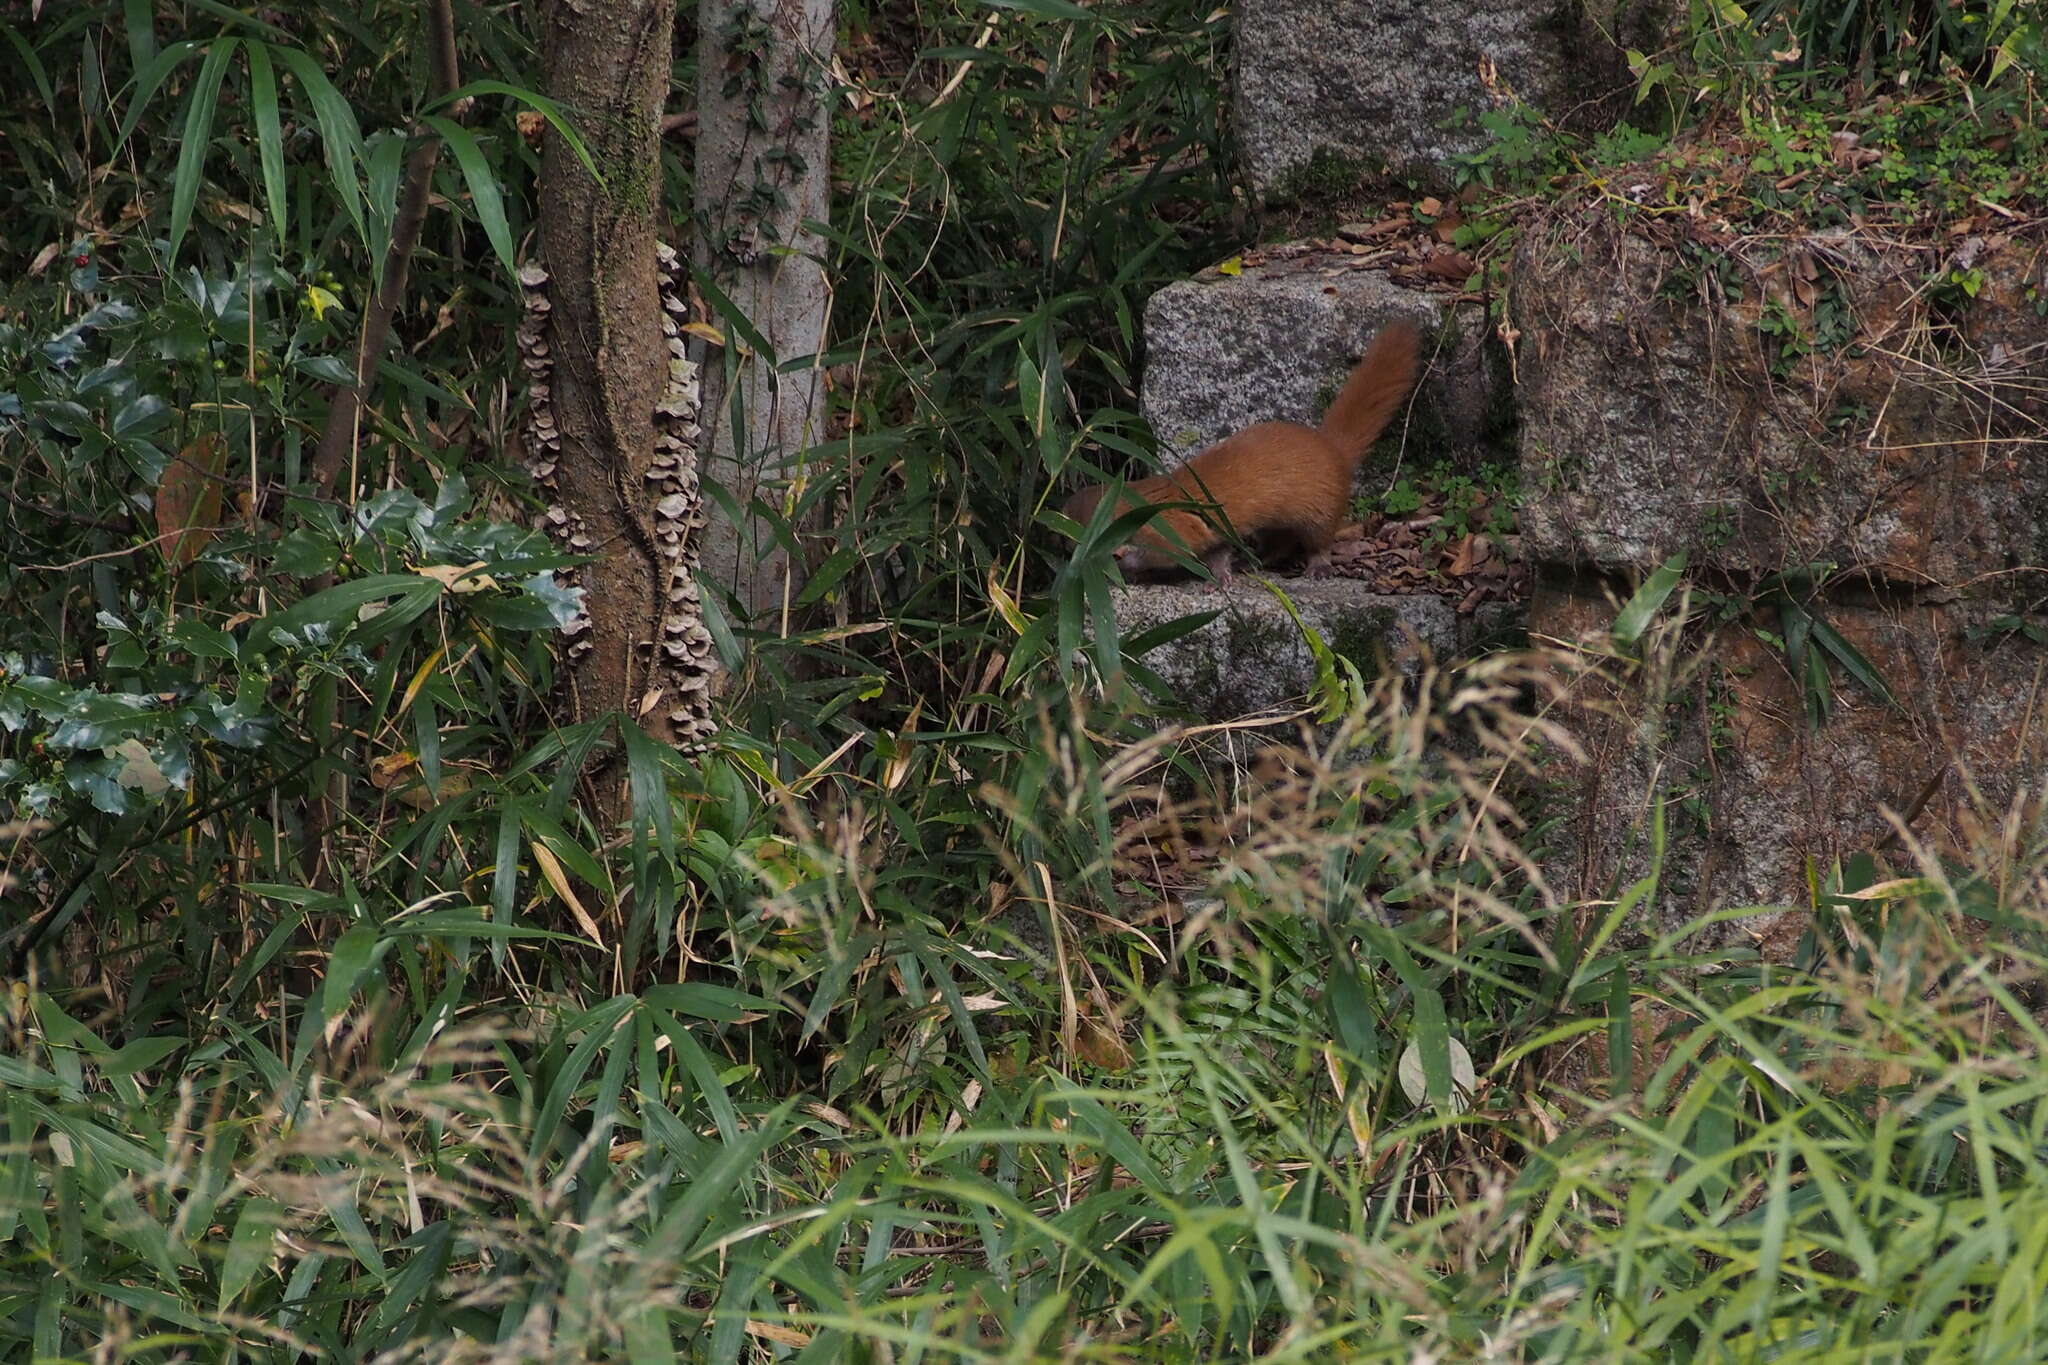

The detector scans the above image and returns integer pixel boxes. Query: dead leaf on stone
[156,432,229,571]
[1422,250,1477,283]
[1447,534,1487,576]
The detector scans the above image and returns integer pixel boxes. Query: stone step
[1536,577,2048,940]
[1234,0,1669,200]
[1512,212,2048,592]
[1137,251,1512,475]
[1110,577,1519,720]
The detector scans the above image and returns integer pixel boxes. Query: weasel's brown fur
[1065,322,1420,581]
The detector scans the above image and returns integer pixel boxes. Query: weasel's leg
[1204,544,1235,589]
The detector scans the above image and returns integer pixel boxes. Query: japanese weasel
[1065,321,1420,583]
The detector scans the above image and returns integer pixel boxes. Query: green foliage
[15,684,2048,1359]
[0,0,591,1014]
[1448,0,2045,283]
[1361,459,1520,545]
[1445,103,1577,192]
[1743,0,2029,81]
[1627,559,1899,730]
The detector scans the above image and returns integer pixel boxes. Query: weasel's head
[1061,484,1108,525]
[1113,508,1206,578]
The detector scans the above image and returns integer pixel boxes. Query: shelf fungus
[517,258,595,667]
[649,241,717,748]
[518,245,718,749]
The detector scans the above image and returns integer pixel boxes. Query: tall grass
[12,632,2048,1359]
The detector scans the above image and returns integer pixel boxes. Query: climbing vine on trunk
[528,0,717,747]
[692,0,836,628]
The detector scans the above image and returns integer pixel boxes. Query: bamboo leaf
[433,79,603,183]
[422,116,516,278]
[218,1198,282,1311]
[1810,611,1899,708]
[167,38,238,265]
[246,41,287,246]
[1613,551,1688,646]
[274,46,366,247]
[114,40,202,152]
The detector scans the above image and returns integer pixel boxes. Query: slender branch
[307,0,466,498]
[0,487,132,534]
[302,0,465,886]
[22,525,233,573]
[1873,761,1949,854]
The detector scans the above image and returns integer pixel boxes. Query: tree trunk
[692,0,836,629]
[529,0,717,746]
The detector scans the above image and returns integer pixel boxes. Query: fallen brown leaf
[156,432,229,571]
[1422,250,1477,283]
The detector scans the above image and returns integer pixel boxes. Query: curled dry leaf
[156,431,229,570]
[1422,249,1478,283]
[1446,533,1486,576]
[112,739,172,797]
[1398,1036,1476,1113]
[367,751,473,808]
[1337,218,1408,242]
[415,562,497,593]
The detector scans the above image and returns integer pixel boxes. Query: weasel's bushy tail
[1317,321,1420,468]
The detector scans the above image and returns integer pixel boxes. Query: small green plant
[1827,397,1872,433]
[1619,557,1896,729]
[1701,505,1737,547]
[1445,102,1575,191]
[1931,264,1989,307]
[1362,460,1519,544]
[1969,613,2048,646]
[1379,477,1423,516]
